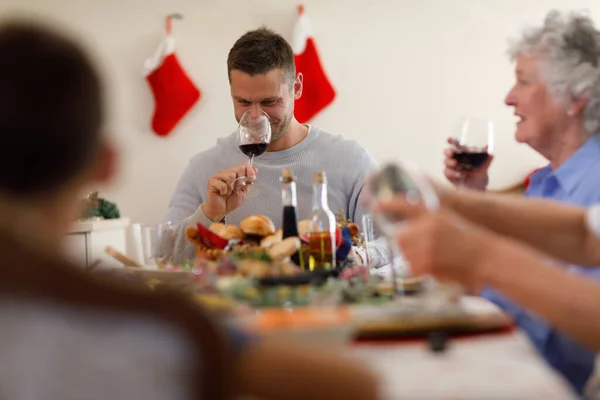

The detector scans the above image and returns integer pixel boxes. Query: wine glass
[360,214,376,267]
[131,221,175,269]
[365,161,439,296]
[231,109,272,198]
[450,117,494,188]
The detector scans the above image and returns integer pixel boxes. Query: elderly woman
[438,10,600,395]
[445,10,600,199]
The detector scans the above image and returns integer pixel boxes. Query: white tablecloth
[346,330,575,399]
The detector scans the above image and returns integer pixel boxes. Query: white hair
[508,10,600,135]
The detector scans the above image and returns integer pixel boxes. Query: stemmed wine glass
[230,110,272,198]
[365,161,439,296]
[450,117,494,188]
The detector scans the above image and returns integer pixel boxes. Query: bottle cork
[314,171,327,184]
[281,168,295,183]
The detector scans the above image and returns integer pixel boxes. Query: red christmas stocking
[292,6,336,123]
[144,35,200,136]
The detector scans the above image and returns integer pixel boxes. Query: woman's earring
[567,109,574,116]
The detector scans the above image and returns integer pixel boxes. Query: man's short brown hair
[227,27,296,84]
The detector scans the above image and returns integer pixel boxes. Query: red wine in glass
[452,149,489,171]
[450,117,494,188]
[231,110,272,197]
[239,143,268,158]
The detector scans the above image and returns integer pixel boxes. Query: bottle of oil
[307,171,336,270]
[280,168,303,268]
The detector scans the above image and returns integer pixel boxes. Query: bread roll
[268,237,301,262]
[238,259,271,278]
[220,225,244,240]
[185,226,203,247]
[209,222,226,236]
[240,215,275,237]
[279,261,301,276]
[260,229,283,248]
[195,246,224,261]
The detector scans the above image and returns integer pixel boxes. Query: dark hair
[227,27,296,83]
[0,20,103,197]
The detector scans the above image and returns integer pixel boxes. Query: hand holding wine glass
[366,163,439,236]
[365,161,439,295]
[444,117,494,190]
[202,162,257,223]
[392,208,492,294]
[230,109,271,198]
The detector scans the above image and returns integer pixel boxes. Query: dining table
[340,265,572,398]
[97,261,578,399]
[345,329,576,399]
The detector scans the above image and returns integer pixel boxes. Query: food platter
[95,263,511,341]
[97,212,512,341]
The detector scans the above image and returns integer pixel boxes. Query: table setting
[93,115,575,398]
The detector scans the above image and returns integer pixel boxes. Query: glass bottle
[280,168,303,268]
[307,171,336,270]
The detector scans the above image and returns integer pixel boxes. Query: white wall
[1,0,599,224]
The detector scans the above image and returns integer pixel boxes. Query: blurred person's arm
[443,188,600,267]
[390,205,600,353]
[479,234,600,352]
[234,339,381,400]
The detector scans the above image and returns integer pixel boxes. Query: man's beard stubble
[269,111,293,143]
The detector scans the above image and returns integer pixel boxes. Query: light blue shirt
[482,135,600,396]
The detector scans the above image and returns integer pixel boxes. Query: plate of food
[232,306,359,348]
[352,294,512,339]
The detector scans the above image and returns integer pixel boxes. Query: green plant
[80,192,120,220]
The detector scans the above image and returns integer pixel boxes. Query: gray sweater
[163,125,389,267]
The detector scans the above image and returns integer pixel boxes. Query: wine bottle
[307,171,336,271]
[280,168,303,267]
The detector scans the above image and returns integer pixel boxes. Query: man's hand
[202,162,257,222]
[444,137,493,191]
